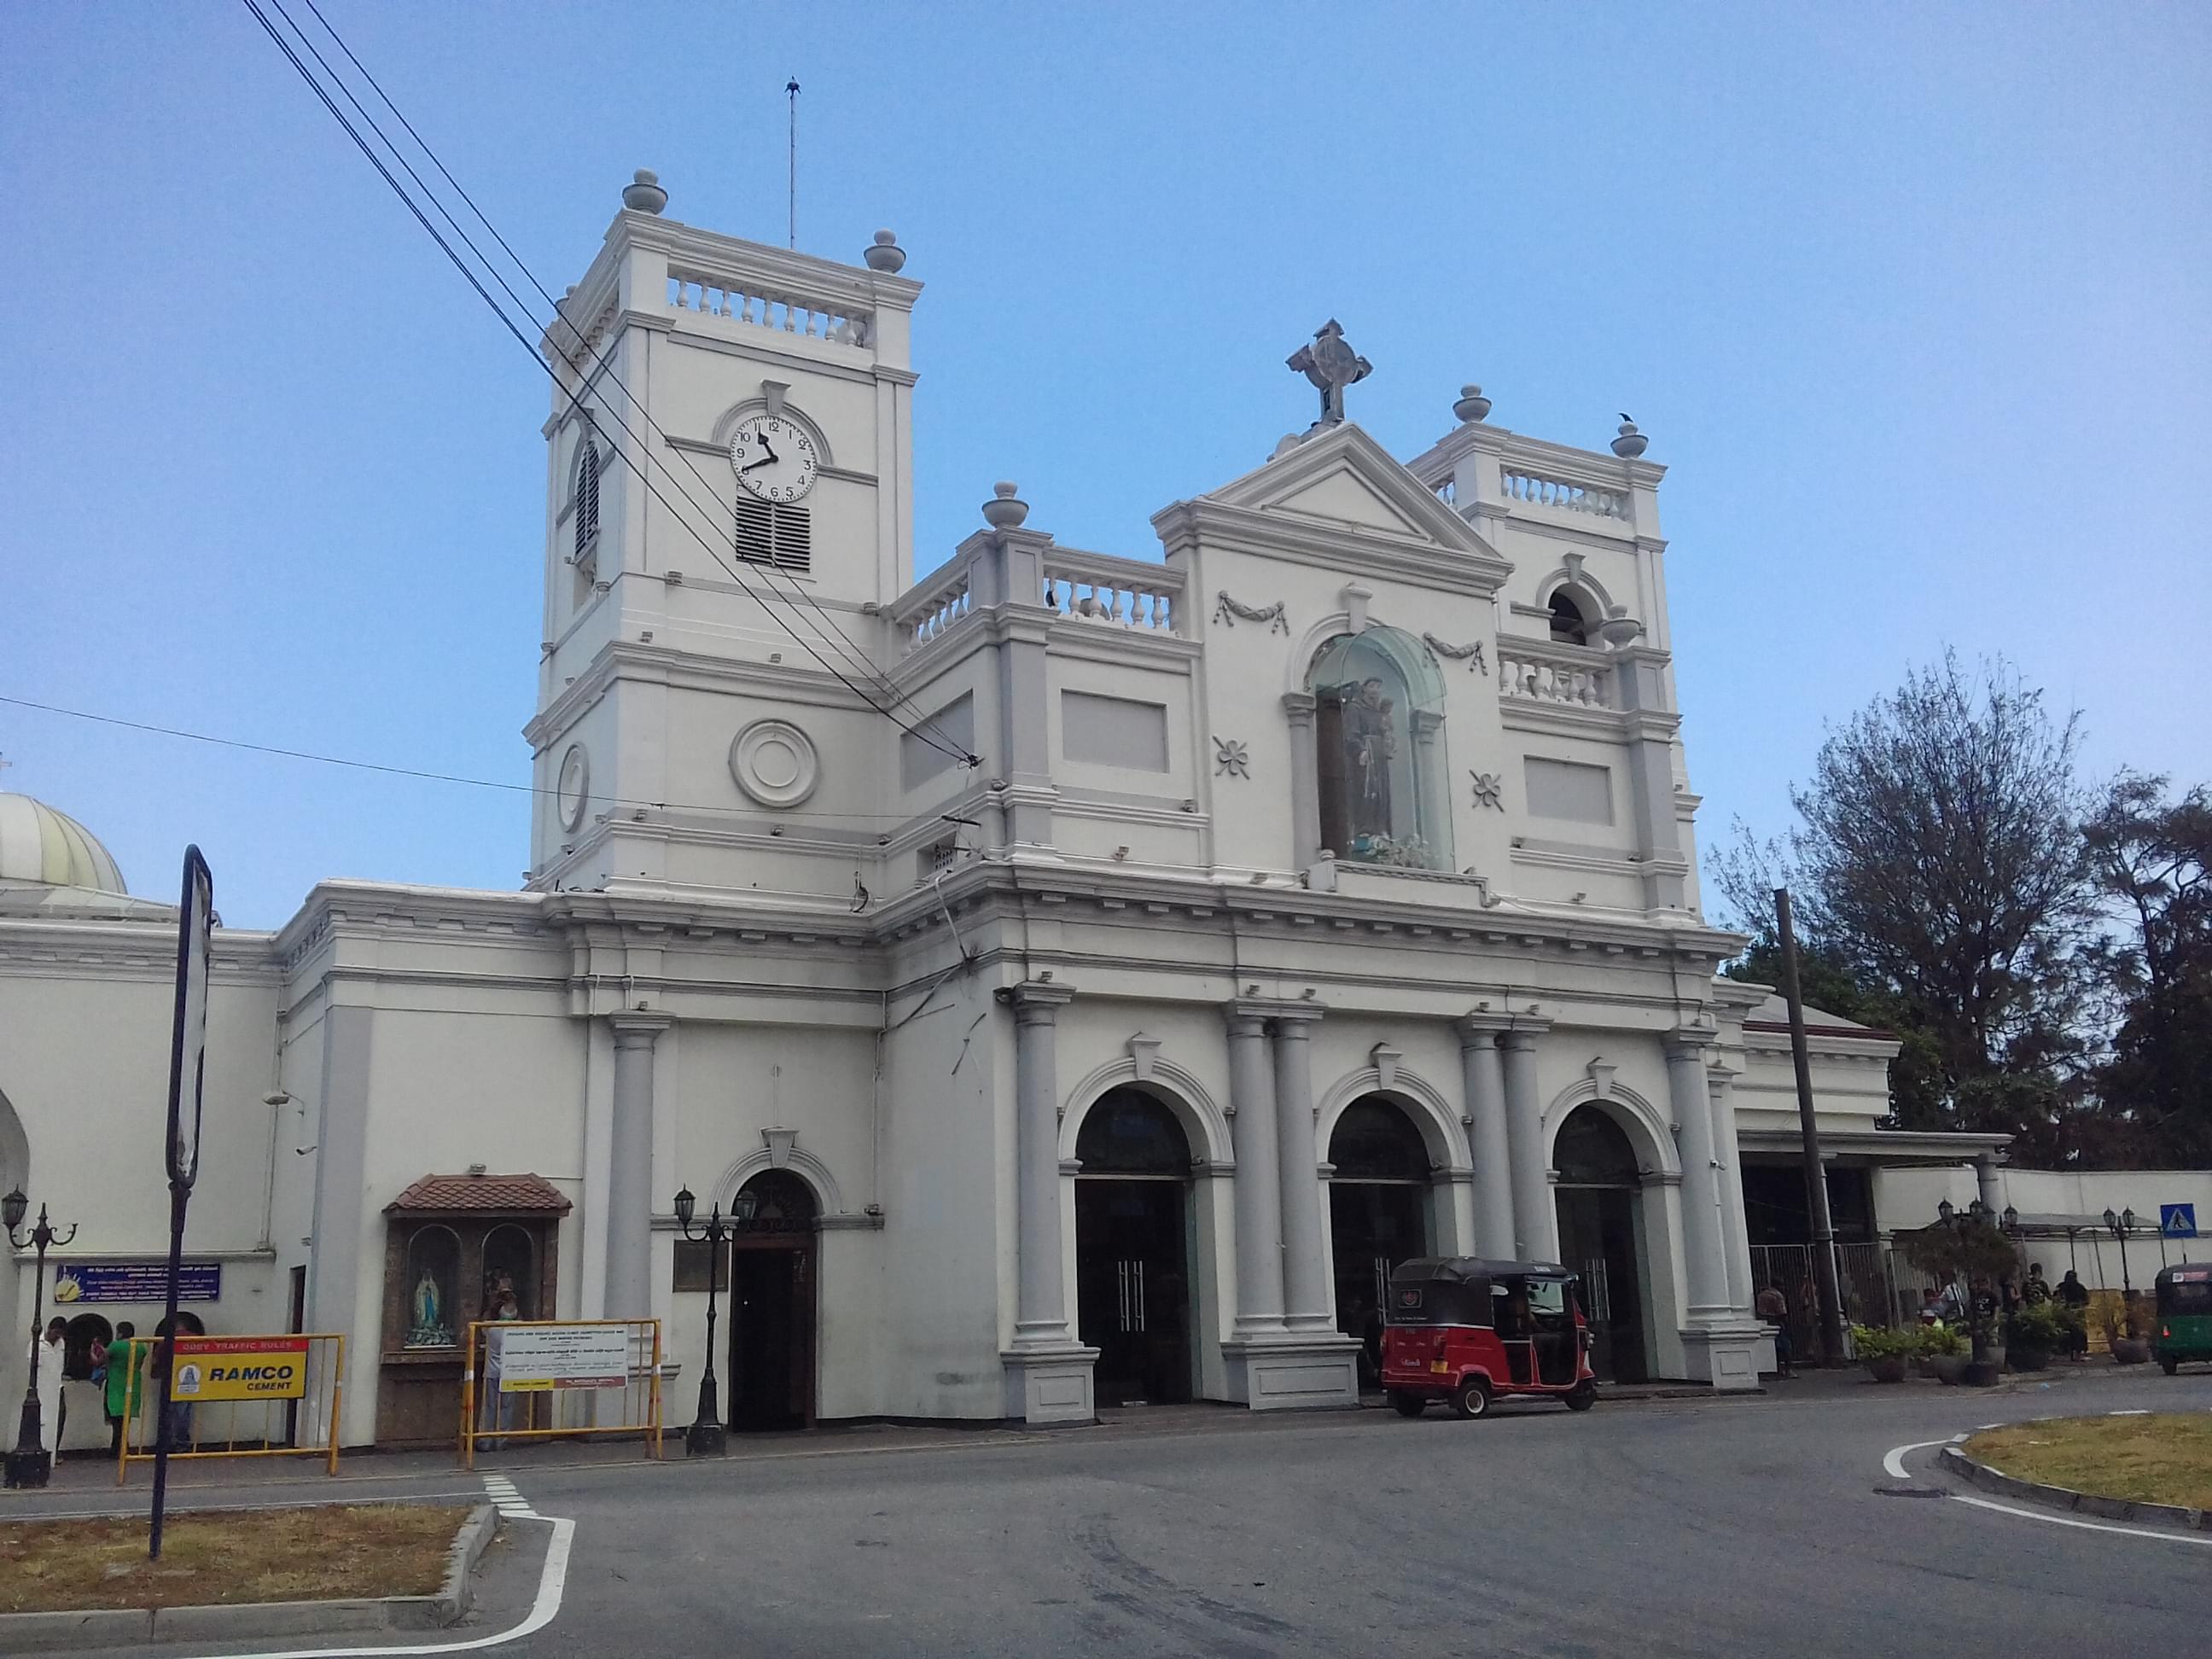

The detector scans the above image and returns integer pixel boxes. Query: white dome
[0,794,129,894]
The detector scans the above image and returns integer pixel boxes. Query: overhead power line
[0,693,938,824]
[236,0,976,767]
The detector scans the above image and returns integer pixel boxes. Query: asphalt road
[22,1368,2212,1658]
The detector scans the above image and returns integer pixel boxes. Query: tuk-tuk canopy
[2155,1262,2212,1311]
[1385,1257,1578,1327]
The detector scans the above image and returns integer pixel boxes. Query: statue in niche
[1338,677,1397,842]
[406,1267,453,1348]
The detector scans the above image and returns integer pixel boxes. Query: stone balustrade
[1499,465,1629,521]
[893,563,975,656]
[1039,548,1183,633]
[1499,644,1612,708]
[667,267,870,346]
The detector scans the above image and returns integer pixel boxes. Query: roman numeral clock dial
[729,415,820,504]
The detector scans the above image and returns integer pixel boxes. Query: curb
[0,1501,498,1653]
[1939,1444,2212,1533]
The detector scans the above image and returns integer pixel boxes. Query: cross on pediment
[1287,319,1372,427]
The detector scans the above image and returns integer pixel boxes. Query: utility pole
[786,79,800,250]
[1776,888,1848,1366]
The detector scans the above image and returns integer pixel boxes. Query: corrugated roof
[385,1173,573,1214]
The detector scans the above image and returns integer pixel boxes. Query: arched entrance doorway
[729,1169,817,1430]
[1328,1097,1434,1384]
[1552,1107,1649,1382]
[1074,1089,1194,1406]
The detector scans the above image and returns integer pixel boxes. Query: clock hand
[756,434,779,464]
[739,454,777,473]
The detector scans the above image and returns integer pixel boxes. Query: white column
[1499,1027,1557,1261]
[605,1014,671,1318]
[1666,1037,1731,1318]
[1458,1018,1516,1260]
[1975,1154,2002,1214]
[1272,1011,1332,1331]
[1283,692,1320,868]
[1708,1064,1753,1312]
[1226,1009,1285,1332]
[1009,982,1075,1346]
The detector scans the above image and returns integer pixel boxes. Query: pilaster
[605,1012,672,1320]
[998,981,1094,1423]
[1457,1015,1516,1260]
[1499,1021,1557,1261]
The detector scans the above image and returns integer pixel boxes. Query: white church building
[2,177,2000,1450]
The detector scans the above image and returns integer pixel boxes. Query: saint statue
[407,1268,451,1346]
[1340,677,1397,842]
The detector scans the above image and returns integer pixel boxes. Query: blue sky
[6,3,2207,929]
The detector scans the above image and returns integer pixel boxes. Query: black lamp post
[675,1185,757,1457]
[2103,1208,2137,1298]
[1934,1196,1998,1381]
[5,1190,79,1490]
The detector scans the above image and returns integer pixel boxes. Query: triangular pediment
[1199,422,1494,559]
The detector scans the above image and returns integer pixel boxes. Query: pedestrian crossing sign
[2162,1203,2197,1238]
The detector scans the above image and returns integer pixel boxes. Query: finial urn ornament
[1286,319,1372,427]
[622,169,668,214]
[1611,415,1647,458]
[982,480,1029,530]
[864,229,906,273]
[1453,384,1492,423]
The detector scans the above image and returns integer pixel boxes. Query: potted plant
[1901,1214,2017,1388]
[2005,1301,2069,1371]
[1920,1322,1969,1384]
[1852,1324,1916,1383]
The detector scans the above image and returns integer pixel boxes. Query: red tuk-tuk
[1380,1257,1597,1418]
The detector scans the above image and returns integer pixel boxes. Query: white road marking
[2110,1408,2151,1416]
[202,1476,575,1656]
[1883,1439,1951,1480]
[1949,1493,2212,1548]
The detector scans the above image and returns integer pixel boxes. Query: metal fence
[459,1318,662,1468]
[1749,1243,1896,1359]
[117,1332,344,1482]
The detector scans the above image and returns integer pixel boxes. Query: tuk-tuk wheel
[1388,1391,1427,1418]
[2160,1355,2180,1377]
[1563,1383,1597,1412]
[1448,1377,1492,1420]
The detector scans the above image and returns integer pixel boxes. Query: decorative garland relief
[1213,591,1289,635]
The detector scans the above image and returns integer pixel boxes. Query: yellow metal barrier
[118,1332,344,1484]
[459,1318,662,1469]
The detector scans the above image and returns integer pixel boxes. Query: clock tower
[521,172,923,898]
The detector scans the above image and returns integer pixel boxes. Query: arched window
[573,440,601,562]
[737,1168,819,1228]
[1075,1089,1190,1175]
[1548,591,1588,646]
[1553,1107,1640,1186]
[1307,629,1452,870]
[62,1313,113,1382]
[483,1224,537,1321]
[1328,1098,1431,1181]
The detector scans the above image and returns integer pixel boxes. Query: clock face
[729,415,819,504]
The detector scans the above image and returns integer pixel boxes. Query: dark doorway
[1074,1089,1194,1406]
[727,1170,817,1431]
[1552,1107,1649,1383]
[287,1265,307,1447]
[1328,1097,1433,1383]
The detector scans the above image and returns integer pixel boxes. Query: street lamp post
[674,1185,757,1457]
[2103,1208,2140,1340]
[1934,1196,2000,1382]
[4,1190,79,1490]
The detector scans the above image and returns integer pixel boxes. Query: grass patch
[1965,1415,2212,1511]
[0,1502,472,1615]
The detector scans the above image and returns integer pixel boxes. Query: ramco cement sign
[170,1336,311,1401]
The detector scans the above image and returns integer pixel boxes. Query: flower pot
[1864,1355,1908,1384]
[2113,1337,2151,1365]
[1961,1359,2002,1388]
[2009,1347,2051,1372]
[1928,1353,1968,1386]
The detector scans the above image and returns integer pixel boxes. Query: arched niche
[0,1084,26,1200]
[1303,625,1454,871]
[709,398,837,469]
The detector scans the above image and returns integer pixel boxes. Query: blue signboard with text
[2162,1204,2197,1239]
[49,1262,222,1305]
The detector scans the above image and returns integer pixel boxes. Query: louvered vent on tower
[734,497,812,573]
[573,443,601,559]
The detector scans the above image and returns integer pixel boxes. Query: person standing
[1756,1284,1792,1377]
[2056,1268,2092,1360]
[100,1321,141,1455]
[32,1318,67,1454]
[2023,1264,2052,1305]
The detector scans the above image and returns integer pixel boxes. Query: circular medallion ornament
[729,719,820,808]
[556,744,590,830]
